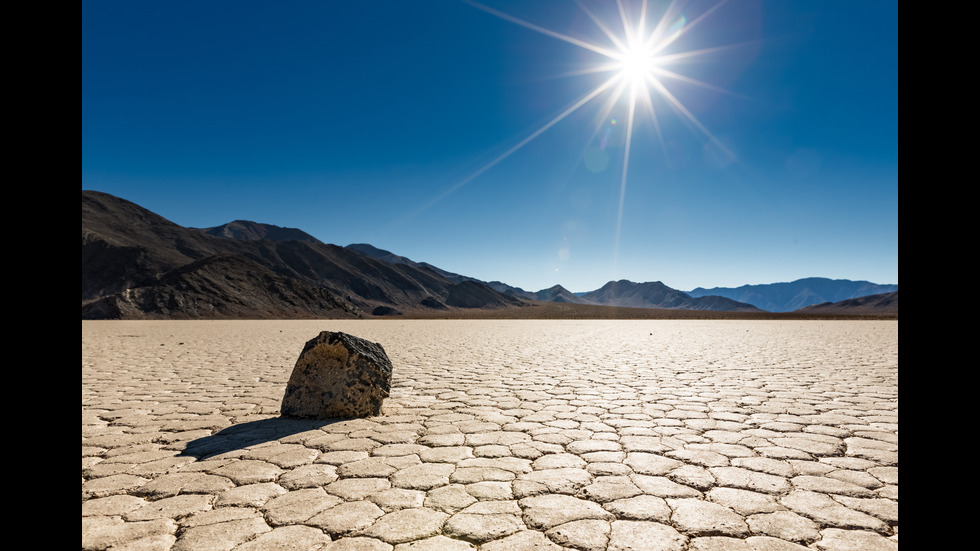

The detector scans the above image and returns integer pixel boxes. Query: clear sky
[82,0,898,293]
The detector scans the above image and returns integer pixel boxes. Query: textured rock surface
[281,332,392,419]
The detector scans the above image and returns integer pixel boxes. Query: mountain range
[81,190,896,319]
[686,278,898,313]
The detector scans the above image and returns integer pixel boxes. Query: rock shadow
[179,416,343,460]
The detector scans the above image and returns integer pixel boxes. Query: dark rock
[280,332,392,419]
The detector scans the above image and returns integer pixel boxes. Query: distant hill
[82,190,523,319]
[580,280,762,312]
[687,277,898,312]
[532,284,591,304]
[795,291,898,315]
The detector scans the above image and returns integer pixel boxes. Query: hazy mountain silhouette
[687,277,898,312]
[580,280,762,311]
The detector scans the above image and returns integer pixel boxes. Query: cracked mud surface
[82,320,898,550]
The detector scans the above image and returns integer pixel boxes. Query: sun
[615,38,659,90]
[461,0,735,172]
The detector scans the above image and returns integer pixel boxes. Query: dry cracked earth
[82,320,898,551]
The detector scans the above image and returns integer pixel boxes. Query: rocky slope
[82,190,524,319]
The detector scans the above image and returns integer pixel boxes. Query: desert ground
[82,319,898,550]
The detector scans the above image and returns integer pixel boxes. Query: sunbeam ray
[463,0,620,59]
[397,72,626,225]
[613,83,638,273]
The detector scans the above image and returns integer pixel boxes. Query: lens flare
[408,0,744,270]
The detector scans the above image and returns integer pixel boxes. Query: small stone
[281,332,392,419]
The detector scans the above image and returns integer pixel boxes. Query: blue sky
[82,0,898,293]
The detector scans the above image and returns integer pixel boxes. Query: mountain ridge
[580,279,762,312]
[82,190,896,319]
[199,220,323,244]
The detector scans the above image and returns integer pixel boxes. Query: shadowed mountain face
[687,277,899,313]
[580,280,763,312]
[345,243,473,284]
[82,190,523,319]
[795,290,898,315]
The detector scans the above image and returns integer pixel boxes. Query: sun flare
[444,0,740,267]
